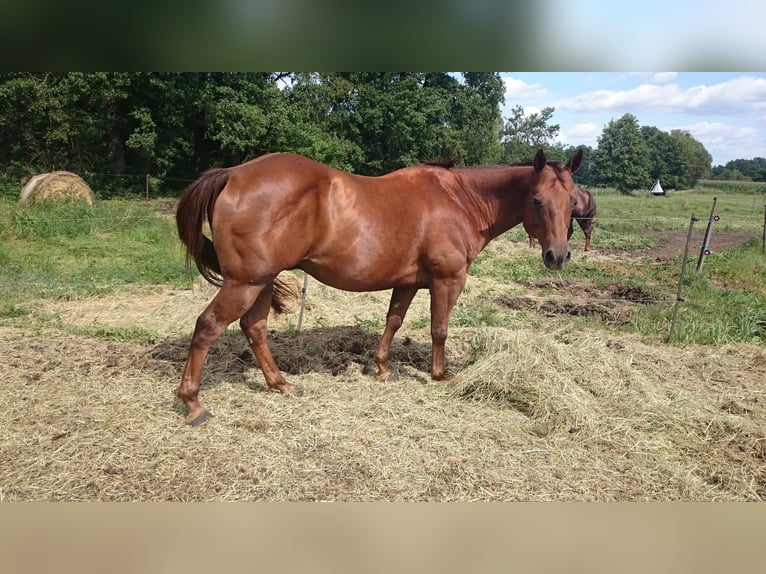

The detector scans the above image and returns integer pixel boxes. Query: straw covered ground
[2,268,765,501]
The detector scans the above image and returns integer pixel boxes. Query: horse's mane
[420,154,460,168]
[420,156,570,179]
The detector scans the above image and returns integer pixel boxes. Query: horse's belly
[299,259,421,292]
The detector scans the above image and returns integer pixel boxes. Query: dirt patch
[639,230,755,262]
[496,281,658,322]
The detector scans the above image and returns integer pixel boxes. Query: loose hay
[19,171,95,205]
[2,287,765,500]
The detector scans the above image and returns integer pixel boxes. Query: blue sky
[499,73,766,166]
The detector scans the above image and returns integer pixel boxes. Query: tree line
[0,72,748,198]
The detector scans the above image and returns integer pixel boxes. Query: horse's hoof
[277,384,304,397]
[186,409,213,426]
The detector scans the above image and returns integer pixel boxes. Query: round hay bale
[19,171,95,205]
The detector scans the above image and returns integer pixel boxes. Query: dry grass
[19,171,95,205]
[2,274,765,501]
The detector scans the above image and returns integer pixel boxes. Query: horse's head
[523,148,584,270]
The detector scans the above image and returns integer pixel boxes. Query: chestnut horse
[176,148,583,425]
[527,185,596,251]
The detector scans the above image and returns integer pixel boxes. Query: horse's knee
[431,325,448,345]
[387,314,403,331]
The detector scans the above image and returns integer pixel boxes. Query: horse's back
[209,153,476,290]
[227,152,460,211]
[233,152,341,185]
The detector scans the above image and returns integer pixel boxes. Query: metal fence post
[695,197,719,273]
[668,213,699,343]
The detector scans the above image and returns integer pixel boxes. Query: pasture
[1,186,765,501]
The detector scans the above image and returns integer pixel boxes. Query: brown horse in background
[175,148,583,425]
[527,185,596,251]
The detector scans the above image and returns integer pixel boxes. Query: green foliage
[590,114,651,193]
[0,72,747,200]
[721,157,766,181]
[501,105,560,164]
[0,72,509,194]
[670,129,712,187]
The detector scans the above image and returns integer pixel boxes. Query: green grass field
[1,185,765,345]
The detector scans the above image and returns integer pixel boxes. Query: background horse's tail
[175,167,296,315]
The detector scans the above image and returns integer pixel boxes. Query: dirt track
[624,230,756,262]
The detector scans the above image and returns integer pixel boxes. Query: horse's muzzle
[543,247,571,270]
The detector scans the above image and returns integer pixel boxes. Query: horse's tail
[176,166,297,316]
[176,168,231,287]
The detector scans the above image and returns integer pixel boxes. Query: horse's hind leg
[374,287,418,381]
[178,281,259,425]
[239,285,303,397]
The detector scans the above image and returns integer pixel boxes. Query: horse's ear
[565,148,584,174]
[533,149,547,172]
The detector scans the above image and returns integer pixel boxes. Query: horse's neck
[456,167,530,240]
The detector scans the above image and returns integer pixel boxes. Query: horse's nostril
[544,248,569,269]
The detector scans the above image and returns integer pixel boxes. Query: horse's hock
[19,171,95,205]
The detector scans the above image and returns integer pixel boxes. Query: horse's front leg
[374,287,418,381]
[429,273,467,381]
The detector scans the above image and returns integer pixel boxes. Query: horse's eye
[533,197,543,209]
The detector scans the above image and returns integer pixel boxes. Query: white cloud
[675,121,765,164]
[628,72,678,84]
[502,76,547,101]
[558,75,766,115]
[557,122,602,148]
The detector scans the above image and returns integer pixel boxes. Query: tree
[590,114,651,193]
[710,166,747,180]
[0,72,132,178]
[0,72,508,196]
[563,144,594,186]
[641,125,682,189]
[290,72,505,175]
[453,72,504,165]
[669,130,711,187]
[501,105,560,164]
[722,157,766,181]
